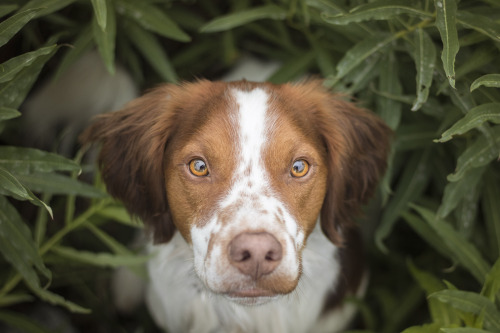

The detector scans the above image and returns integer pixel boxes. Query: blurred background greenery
[1,0,500,332]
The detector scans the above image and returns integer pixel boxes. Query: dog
[82,80,391,332]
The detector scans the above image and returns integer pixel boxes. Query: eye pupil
[189,159,209,176]
[291,159,309,177]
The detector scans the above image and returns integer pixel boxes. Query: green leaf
[91,0,107,31]
[448,127,500,182]
[437,166,485,218]
[53,26,93,80]
[412,28,436,111]
[19,0,76,19]
[0,146,80,174]
[0,195,51,291]
[457,11,500,43]
[200,4,287,33]
[471,74,500,92]
[125,21,178,83]
[0,44,58,109]
[442,328,493,333]
[30,287,90,314]
[402,211,455,264]
[52,245,150,268]
[334,33,395,83]
[322,0,433,25]
[0,8,40,48]
[117,0,190,42]
[268,51,315,84]
[0,45,58,84]
[12,172,106,198]
[481,258,500,303]
[96,204,140,227]
[437,103,500,142]
[434,0,459,88]
[0,311,53,333]
[401,323,441,333]
[377,52,402,130]
[482,174,500,260]
[412,204,491,284]
[375,150,430,253]
[0,5,19,18]
[430,290,500,331]
[407,260,460,325]
[0,107,20,121]
[92,0,115,74]
[0,293,34,307]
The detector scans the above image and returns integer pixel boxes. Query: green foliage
[0,0,499,331]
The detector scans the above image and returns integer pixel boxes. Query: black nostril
[241,250,251,261]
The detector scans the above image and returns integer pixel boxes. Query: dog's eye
[291,159,309,178]
[189,159,209,177]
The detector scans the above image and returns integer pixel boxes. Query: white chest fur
[146,223,358,333]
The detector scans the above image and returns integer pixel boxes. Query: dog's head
[82,80,391,305]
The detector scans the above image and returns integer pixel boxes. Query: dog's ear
[304,82,392,245]
[80,84,177,243]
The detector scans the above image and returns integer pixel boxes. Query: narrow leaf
[117,0,190,42]
[91,0,107,31]
[407,260,460,325]
[53,26,93,80]
[412,204,491,283]
[0,293,34,307]
[0,146,80,174]
[125,22,178,83]
[438,166,485,218]
[401,323,441,333]
[92,0,115,74]
[322,0,433,25]
[430,290,500,331]
[52,246,150,268]
[0,196,51,290]
[482,174,500,260]
[200,4,287,33]
[19,0,76,19]
[335,33,395,83]
[442,328,493,333]
[96,204,140,227]
[412,28,436,111]
[375,150,430,252]
[0,44,58,109]
[437,103,500,142]
[377,52,402,130]
[471,74,500,92]
[0,107,20,121]
[0,9,40,48]
[12,172,106,198]
[30,287,90,314]
[434,0,459,88]
[457,11,500,43]
[448,127,500,182]
[268,51,315,84]
[481,258,500,303]
[0,45,58,84]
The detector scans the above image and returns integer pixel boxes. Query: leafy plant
[0,0,499,332]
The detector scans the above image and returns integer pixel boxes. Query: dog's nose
[228,232,282,280]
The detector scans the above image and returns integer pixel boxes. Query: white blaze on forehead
[233,88,269,176]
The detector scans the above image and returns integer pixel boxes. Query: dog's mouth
[224,288,279,306]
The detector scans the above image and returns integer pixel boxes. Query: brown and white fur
[82,80,391,332]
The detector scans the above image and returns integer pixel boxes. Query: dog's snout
[228,232,282,280]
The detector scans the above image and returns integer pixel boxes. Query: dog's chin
[223,288,281,306]
[225,294,279,306]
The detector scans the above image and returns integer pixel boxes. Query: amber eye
[189,159,209,177]
[291,159,309,178]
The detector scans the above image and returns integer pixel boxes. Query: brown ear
[80,84,177,243]
[309,84,392,245]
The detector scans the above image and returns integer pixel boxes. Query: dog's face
[82,80,391,305]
